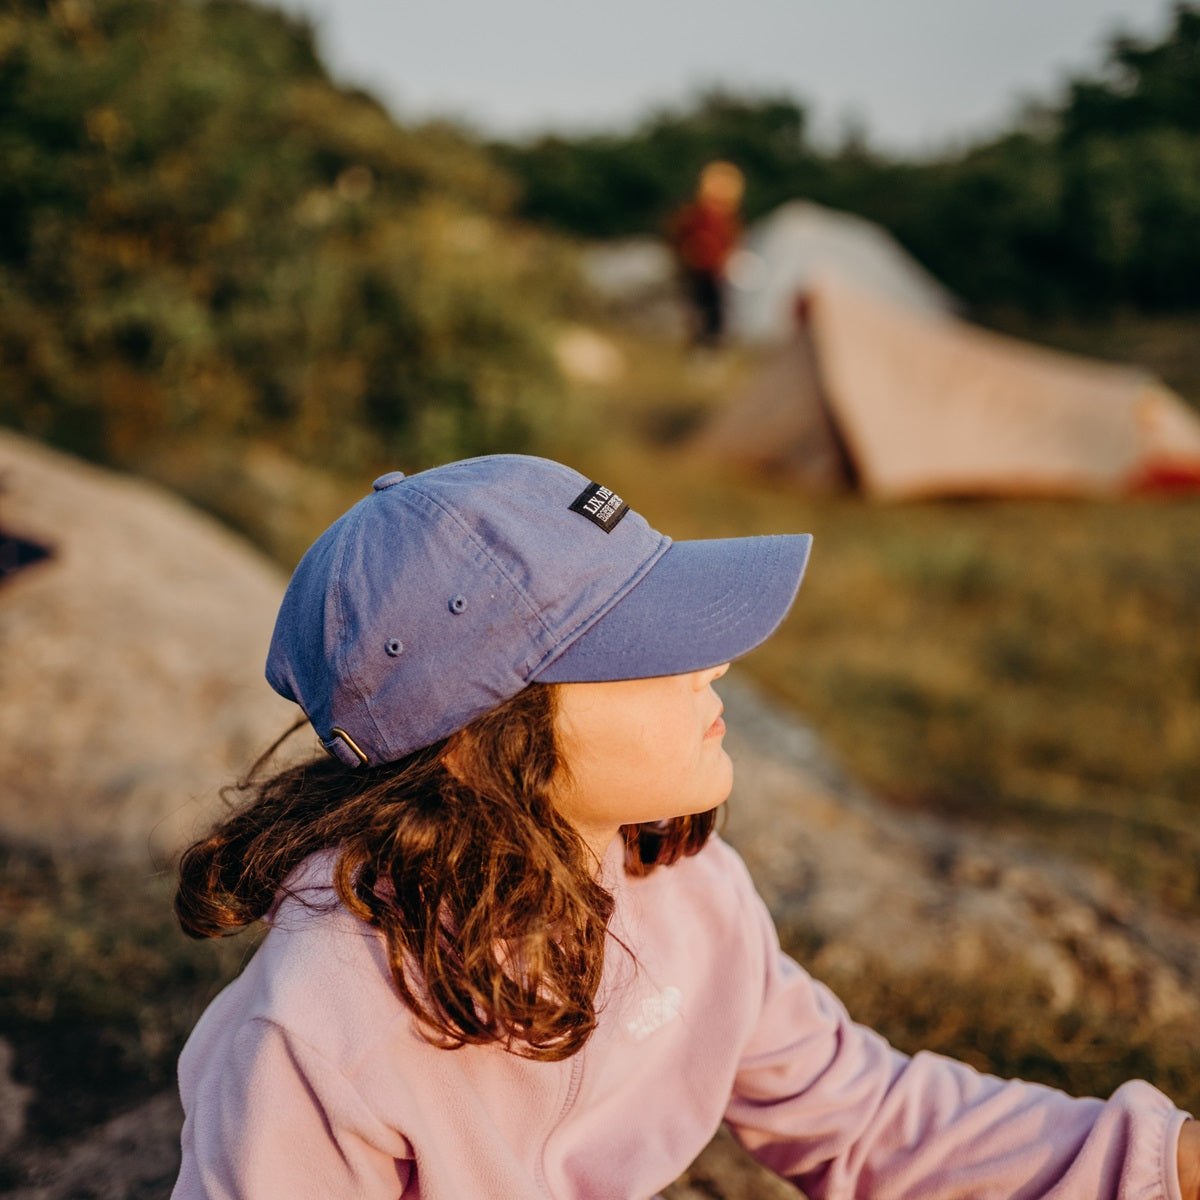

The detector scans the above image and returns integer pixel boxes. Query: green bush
[0,0,567,486]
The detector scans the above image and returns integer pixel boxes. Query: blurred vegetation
[0,0,573,535]
[4,0,1197,526]
[497,3,1200,318]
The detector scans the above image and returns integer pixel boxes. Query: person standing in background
[667,160,745,349]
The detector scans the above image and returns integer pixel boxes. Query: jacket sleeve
[723,871,1189,1200]
[172,1015,412,1200]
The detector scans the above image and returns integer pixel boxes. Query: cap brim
[534,533,812,683]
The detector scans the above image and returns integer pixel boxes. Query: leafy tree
[1054,4,1200,310]
[497,5,1200,317]
[1061,3,1200,141]
[495,91,822,237]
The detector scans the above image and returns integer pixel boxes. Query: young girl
[173,453,1199,1199]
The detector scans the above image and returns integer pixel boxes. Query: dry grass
[0,844,259,1147]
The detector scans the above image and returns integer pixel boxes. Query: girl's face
[551,663,732,857]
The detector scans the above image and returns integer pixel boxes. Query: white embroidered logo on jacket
[625,986,683,1041]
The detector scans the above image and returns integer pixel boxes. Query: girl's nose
[695,662,730,688]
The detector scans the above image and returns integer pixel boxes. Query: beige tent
[728,200,956,343]
[701,272,1200,500]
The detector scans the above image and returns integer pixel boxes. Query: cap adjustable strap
[323,727,369,767]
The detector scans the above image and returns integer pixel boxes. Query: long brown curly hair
[175,683,717,1061]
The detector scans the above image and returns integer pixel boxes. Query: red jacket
[669,200,740,272]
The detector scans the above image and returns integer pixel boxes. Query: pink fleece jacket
[173,837,1188,1199]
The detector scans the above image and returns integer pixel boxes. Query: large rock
[0,432,298,864]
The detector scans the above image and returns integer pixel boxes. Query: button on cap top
[372,471,407,490]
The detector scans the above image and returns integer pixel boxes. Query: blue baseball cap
[267,454,812,767]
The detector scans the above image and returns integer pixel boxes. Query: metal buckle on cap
[326,727,369,767]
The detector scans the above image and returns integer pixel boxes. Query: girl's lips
[705,713,726,739]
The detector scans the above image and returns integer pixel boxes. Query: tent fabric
[728,200,956,344]
[702,271,1200,500]
[695,332,854,493]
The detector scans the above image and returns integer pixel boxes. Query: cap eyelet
[384,638,404,657]
[449,594,467,614]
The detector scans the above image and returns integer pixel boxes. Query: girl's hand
[1180,1119,1200,1200]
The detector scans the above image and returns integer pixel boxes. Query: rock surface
[0,431,300,865]
[720,682,1200,1027]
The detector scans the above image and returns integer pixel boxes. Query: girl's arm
[174,1015,413,1199]
[722,869,1190,1200]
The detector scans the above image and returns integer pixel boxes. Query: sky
[267,0,1177,155]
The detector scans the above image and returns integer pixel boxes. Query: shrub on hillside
[0,0,567,479]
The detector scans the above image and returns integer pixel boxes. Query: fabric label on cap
[569,482,630,533]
